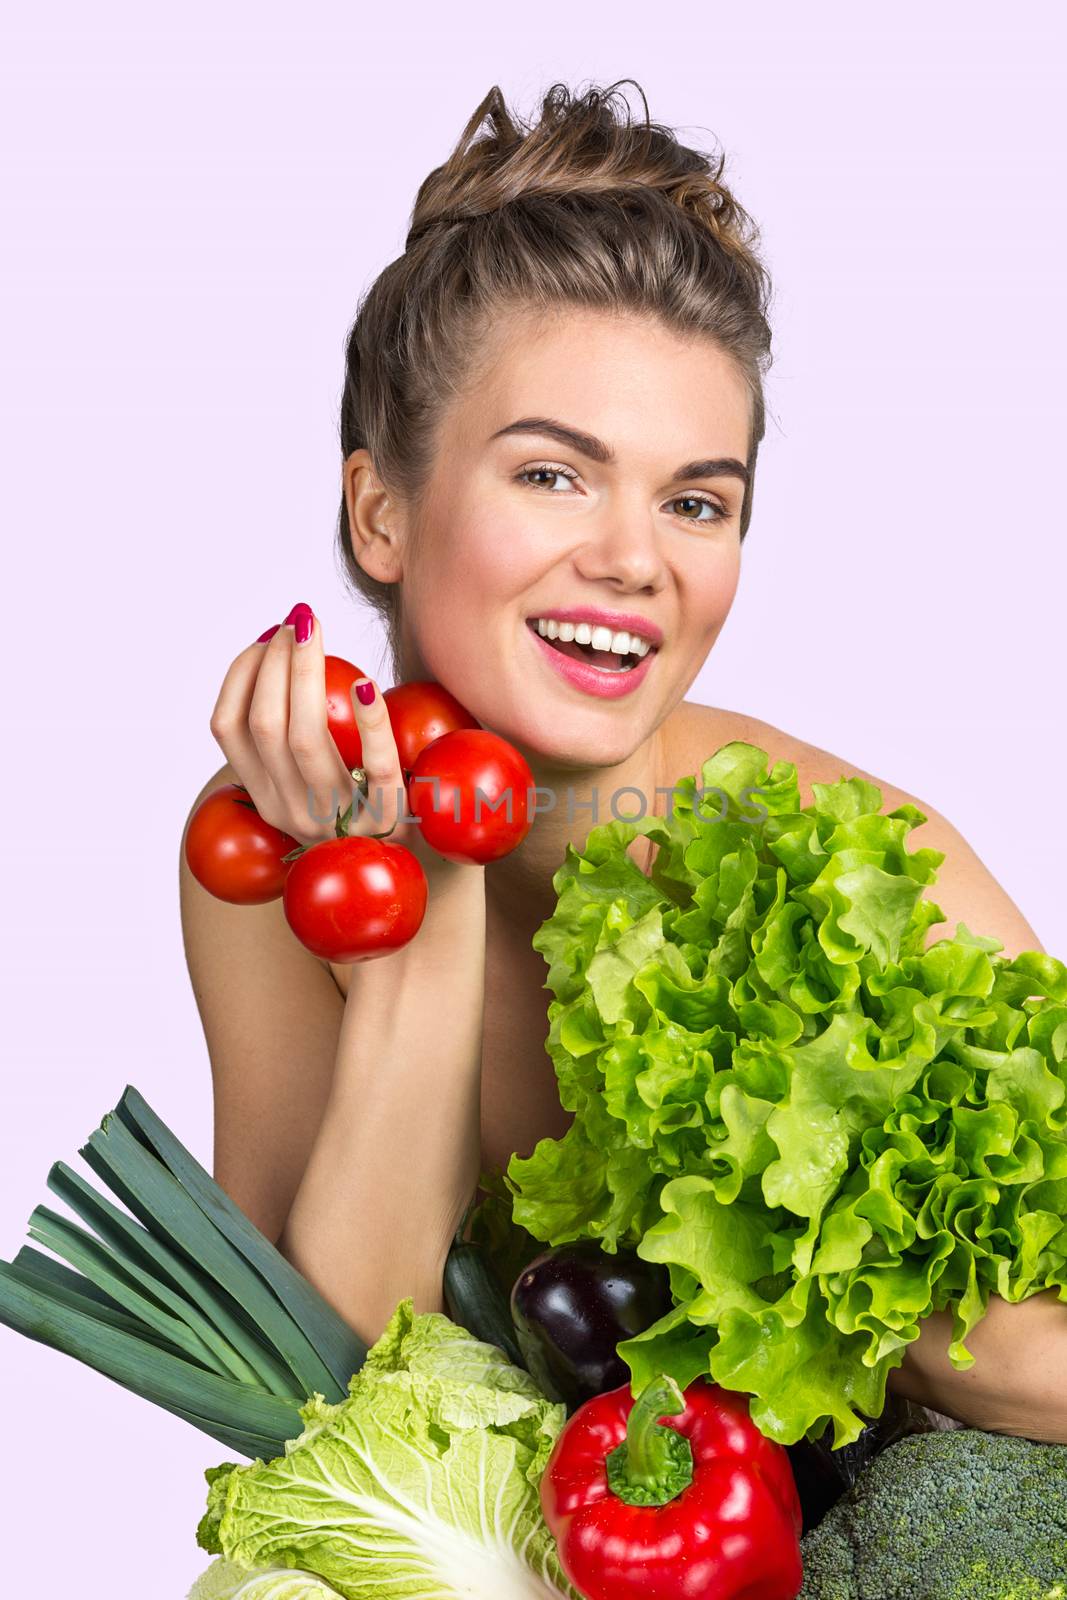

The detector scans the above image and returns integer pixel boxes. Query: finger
[247,624,336,839]
[209,639,278,811]
[344,676,407,838]
[287,608,358,835]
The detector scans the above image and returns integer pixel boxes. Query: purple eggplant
[510,1241,673,1410]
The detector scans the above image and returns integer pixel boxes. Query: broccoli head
[799,1427,1067,1599]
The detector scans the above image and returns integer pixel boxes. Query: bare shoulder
[180,760,344,992]
[673,702,1045,960]
[182,759,241,822]
[672,701,929,812]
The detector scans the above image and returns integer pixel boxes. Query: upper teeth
[533,618,653,657]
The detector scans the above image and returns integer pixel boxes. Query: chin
[482,701,658,775]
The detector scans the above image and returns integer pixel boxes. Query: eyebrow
[489,416,750,491]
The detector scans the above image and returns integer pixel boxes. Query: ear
[343,449,405,585]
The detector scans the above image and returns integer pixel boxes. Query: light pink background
[1,4,1063,1593]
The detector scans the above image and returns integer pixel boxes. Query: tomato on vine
[324,655,368,770]
[383,680,480,775]
[408,728,535,865]
[184,785,300,905]
[282,835,428,962]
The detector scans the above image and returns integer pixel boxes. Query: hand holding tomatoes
[193,601,536,962]
[208,604,371,849]
[281,659,442,962]
[199,604,477,961]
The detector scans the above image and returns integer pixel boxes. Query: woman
[179,80,1063,1443]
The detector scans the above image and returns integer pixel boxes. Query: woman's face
[392,305,750,770]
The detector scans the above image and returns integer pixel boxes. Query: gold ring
[347,768,397,840]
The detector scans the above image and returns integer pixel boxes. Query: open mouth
[524,618,657,674]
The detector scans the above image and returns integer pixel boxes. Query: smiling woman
[339,307,753,771]
[177,77,1066,1478]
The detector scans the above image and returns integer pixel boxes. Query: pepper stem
[606,1375,695,1508]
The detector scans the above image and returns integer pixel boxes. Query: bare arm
[277,859,486,1342]
[891,1291,1067,1444]
[183,760,485,1346]
[187,608,487,1350]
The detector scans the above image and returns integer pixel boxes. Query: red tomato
[184,784,299,904]
[408,729,535,865]
[383,680,480,775]
[324,655,367,770]
[282,835,428,962]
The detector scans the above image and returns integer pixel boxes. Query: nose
[571,502,668,594]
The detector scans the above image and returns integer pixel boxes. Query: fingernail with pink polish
[285,602,315,645]
[255,624,281,643]
[355,679,375,705]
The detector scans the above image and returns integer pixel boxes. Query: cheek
[409,492,547,620]
[684,544,742,640]
[401,496,545,683]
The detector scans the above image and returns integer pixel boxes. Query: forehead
[445,304,751,462]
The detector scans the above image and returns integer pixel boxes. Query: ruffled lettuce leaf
[506,741,1067,1448]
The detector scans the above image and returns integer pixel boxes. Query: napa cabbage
[191,1299,577,1599]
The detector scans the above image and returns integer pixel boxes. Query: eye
[515,463,579,493]
[670,493,729,524]
[514,463,731,525]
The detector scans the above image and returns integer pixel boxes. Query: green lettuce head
[506,741,1067,1448]
[195,1300,576,1599]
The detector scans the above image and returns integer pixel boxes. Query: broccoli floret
[799,1428,1067,1599]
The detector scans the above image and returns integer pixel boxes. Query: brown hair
[336,79,774,673]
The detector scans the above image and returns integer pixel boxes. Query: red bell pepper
[540,1374,803,1600]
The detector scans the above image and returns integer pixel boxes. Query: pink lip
[526,622,656,700]
[526,607,664,648]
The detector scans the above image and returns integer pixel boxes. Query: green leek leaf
[5,1251,192,1360]
[13,1244,129,1312]
[115,1086,367,1389]
[105,1373,294,1459]
[27,1205,229,1376]
[47,1161,296,1397]
[0,1261,305,1441]
[79,1112,345,1401]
